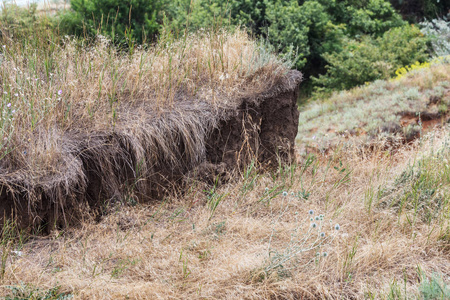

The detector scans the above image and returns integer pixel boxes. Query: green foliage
[62,0,165,44]
[4,283,71,300]
[265,0,345,70]
[419,272,450,299]
[421,18,450,57]
[341,0,405,36]
[0,4,53,40]
[313,24,429,92]
[165,0,405,80]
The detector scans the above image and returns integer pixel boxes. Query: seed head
[311,222,317,228]
[282,191,288,197]
[335,224,340,231]
[323,252,328,257]
[320,232,325,237]
[308,209,314,215]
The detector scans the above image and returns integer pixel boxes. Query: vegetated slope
[0,29,301,230]
[297,62,450,153]
[2,124,450,299]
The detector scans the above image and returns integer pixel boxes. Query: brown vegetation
[0,29,301,231]
[1,127,450,299]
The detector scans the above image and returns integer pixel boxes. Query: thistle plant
[263,191,341,277]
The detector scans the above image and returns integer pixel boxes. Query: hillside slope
[2,96,450,299]
[297,63,450,153]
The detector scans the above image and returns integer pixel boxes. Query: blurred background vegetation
[0,0,449,99]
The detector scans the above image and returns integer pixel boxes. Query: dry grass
[0,27,300,228]
[1,128,450,299]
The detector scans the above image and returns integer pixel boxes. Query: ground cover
[1,125,450,299]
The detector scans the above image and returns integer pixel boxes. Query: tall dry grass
[1,27,293,169]
[0,24,300,229]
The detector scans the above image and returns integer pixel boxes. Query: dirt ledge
[0,70,302,231]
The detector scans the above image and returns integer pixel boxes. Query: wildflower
[282,191,288,197]
[14,93,18,97]
[264,187,269,192]
[11,109,15,113]
[58,89,62,95]
[320,232,325,237]
[6,103,11,108]
[335,224,340,231]
[308,209,314,215]
[2,45,5,49]
[311,222,317,228]
[312,136,316,140]
[3,92,6,95]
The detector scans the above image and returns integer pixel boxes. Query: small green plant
[4,283,71,300]
[111,258,140,279]
[204,176,228,220]
[0,218,25,280]
[419,271,450,300]
[179,249,191,279]
[380,149,450,224]
[240,160,259,197]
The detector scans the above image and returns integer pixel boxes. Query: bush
[313,24,430,92]
[421,18,450,57]
[166,0,404,79]
[61,0,165,44]
[0,3,53,40]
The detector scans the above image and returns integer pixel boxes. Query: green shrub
[421,18,450,57]
[165,0,404,79]
[419,272,450,299]
[61,0,165,44]
[4,283,71,300]
[313,24,429,92]
[0,4,52,40]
